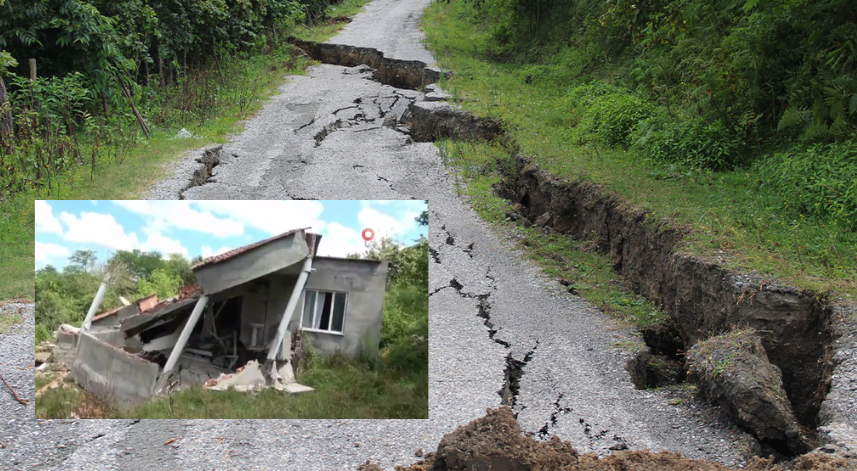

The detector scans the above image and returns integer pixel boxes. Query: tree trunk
[159,55,165,88]
[144,60,150,87]
[0,75,13,148]
[102,91,109,115]
[29,58,36,80]
[212,38,225,86]
[117,75,150,139]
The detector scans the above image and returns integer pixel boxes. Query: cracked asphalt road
[10,0,753,469]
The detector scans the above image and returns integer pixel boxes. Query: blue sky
[35,200,428,270]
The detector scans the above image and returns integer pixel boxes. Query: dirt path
[13,1,756,469]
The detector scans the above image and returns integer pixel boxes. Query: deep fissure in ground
[494,156,837,457]
[412,101,839,458]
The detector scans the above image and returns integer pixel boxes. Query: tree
[416,200,428,227]
[67,249,98,272]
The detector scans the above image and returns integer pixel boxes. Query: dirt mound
[687,329,809,455]
[392,407,788,471]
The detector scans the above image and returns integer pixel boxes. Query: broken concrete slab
[687,329,809,454]
[121,297,197,337]
[71,332,161,411]
[192,229,311,294]
[203,360,313,394]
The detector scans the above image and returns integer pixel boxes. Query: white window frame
[299,289,347,336]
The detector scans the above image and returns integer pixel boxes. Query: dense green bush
[757,141,857,230]
[632,115,746,170]
[566,83,656,148]
[458,0,857,155]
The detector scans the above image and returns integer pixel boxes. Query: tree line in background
[452,0,856,230]
[0,0,346,198]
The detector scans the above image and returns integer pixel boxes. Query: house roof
[191,228,320,270]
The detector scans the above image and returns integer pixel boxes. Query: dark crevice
[332,105,359,115]
[499,342,538,415]
[353,164,364,169]
[429,285,449,297]
[294,117,315,132]
[179,145,221,199]
[127,419,141,427]
[537,393,572,439]
[288,38,449,90]
[608,435,629,451]
[314,119,343,146]
[428,247,441,264]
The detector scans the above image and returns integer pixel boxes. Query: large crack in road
[9,0,761,469]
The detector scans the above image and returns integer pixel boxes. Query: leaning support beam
[81,273,111,332]
[264,256,313,380]
[156,295,209,392]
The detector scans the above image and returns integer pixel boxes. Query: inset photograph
[35,200,427,419]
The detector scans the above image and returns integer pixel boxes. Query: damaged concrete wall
[52,330,78,367]
[90,328,125,348]
[286,258,388,358]
[194,232,309,294]
[71,332,161,411]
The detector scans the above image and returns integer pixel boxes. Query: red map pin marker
[362,228,375,241]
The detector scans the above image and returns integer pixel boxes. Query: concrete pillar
[81,273,110,332]
[156,295,209,390]
[265,257,313,368]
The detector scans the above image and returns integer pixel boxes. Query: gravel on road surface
[15,1,756,469]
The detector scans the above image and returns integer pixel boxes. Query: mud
[289,38,447,90]
[491,155,847,446]
[390,407,848,471]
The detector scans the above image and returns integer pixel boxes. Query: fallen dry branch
[1,371,28,405]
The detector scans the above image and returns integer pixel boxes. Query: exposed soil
[395,100,856,461]
[492,155,844,448]
[386,407,857,471]
[289,38,447,90]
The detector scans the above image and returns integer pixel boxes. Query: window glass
[302,291,316,328]
[331,293,346,332]
[319,292,333,330]
[313,291,326,329]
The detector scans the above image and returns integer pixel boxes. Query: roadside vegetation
[422,0,857,304]
[1,0,369,301]
[35,209,428,419]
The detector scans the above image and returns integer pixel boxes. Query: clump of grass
[36,353,427,419]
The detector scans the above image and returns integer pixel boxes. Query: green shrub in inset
[632,115,745,170]
[757,141,857,230]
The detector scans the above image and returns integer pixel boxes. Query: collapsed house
[51,228,389,411]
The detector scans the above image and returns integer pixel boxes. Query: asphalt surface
[9,0,756,469]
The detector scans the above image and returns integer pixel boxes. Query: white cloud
[192,200,326,236]
[317,222,365,257]
[201,245,232,259]
[140,229,188,257]
[60,211,139,250]
[59,211,187,256]
[35,241,70,263]
[35,200,63,235]
[113,201,244,238]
